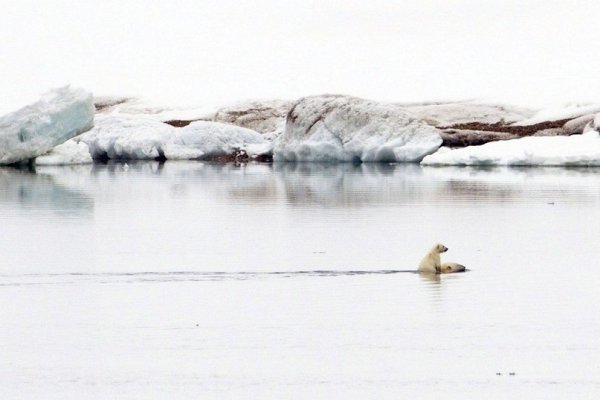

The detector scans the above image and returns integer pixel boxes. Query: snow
[274,95,442,162]
[96,97,291,140]
[35,139,93,165]
[212,99,292,137]
[166,120,271,160]
[81,116,173,160]
[402,101,534,126]
[421,131,600,166]
[94,96,217,122]
[7,90,598,167]
[80,115,269,160]
[0,86,94,165]
[513,103,600,126]
[590,113,600,132]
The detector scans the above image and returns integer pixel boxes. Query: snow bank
[274,95,442,162]
[421,131,600,166]
[166,120,270,160]
[79,115,269,160]
[35,140,93,165]
[80,116,172,160]
[0,86,94,165]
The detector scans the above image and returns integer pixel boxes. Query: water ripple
[0,269,460,286]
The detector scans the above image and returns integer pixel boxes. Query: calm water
[1,162,599,399]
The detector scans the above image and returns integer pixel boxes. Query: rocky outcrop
[94,96,131,112]
[437,118,574,147]
[436,116,598,147]
[0,86,94,165]
[274,95,442,162]
[402,101,599,148]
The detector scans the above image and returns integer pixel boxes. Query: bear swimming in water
[418,243,466,274]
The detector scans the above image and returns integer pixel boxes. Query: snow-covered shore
[2,89,600,167]
[89,94,600,166]
[422,131,600,167]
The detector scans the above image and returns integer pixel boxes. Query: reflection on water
[0,269,421,286]
[0,167,93,215]
[1,161,600,398]
[29,161,600,209]
[1,161,598,276]
[274,163,600,206]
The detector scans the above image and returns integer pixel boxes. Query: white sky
[1,0,600,111]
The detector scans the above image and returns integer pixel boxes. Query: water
[1,162,599,399]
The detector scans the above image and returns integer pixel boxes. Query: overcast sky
[2,0,599,111]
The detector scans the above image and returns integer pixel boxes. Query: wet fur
[418,243,465,274]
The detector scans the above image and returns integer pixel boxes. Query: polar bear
[418,243,466,274]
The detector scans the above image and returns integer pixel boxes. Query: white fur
[418,243,465,274]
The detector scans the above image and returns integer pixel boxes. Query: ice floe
[78,115,269,161]
[421,131,600,166]
[274,95,442,162]
[35,140,93,165]
[165,120,271,160]
[0,86,94,165]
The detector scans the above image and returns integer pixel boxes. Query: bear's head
[436,243,448,253]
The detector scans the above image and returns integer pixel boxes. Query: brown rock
[438,118,577,147]
[439,130,519,147]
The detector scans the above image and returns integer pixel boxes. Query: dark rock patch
[163,119,202,127]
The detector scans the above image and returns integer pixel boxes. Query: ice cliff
[274,95,442,162]
[0,87,94,165]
